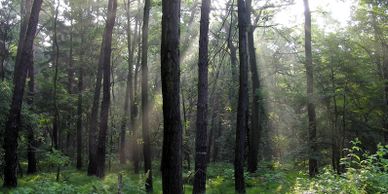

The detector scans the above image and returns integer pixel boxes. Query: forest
[0,0,387,193]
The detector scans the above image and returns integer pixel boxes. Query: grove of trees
[0,0,387,193]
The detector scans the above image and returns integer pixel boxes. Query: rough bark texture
[76,68,83,169]
[246,0,262,173]
[303,0,318,177]
[141,0,153,191]
[161,0,183,192]
[95,0,117,178]
[3,0,43,187]
[235,0,249,192]
[193,0,210,192]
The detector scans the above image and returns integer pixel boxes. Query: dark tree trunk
[27,56,37,174]
[22,0,37,175]
[3,0,43,187]
[193,0,210,192]
[52,1,60,150]
[235,0,249,192]
[161,0,183,192]
[87,2,109,176]
[76,68,83,169]
[246,0,262,173]
[141,0,153,191]
[303,0,318,177]
[95,0,117,178]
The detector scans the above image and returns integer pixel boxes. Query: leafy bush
[292,139,388,194]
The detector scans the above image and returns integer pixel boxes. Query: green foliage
[292,139,388,194]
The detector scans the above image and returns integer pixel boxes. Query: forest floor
[0,162,307,194]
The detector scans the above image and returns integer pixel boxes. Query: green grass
[0,162,305,194]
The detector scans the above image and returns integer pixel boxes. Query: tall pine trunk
[193,0,210,192]
[76,68,83,169]
[95,0,117,178]
[235,0,249,192]
[246,0,262,173]
[161,0,183,192]
[303,0,318,177]
[52,1,60,149]
[3,0,43,187]
[141,0,153,191]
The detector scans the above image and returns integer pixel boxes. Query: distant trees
[160,0,183,192]
[3,0,43,187]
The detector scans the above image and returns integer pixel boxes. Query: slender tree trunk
[27,56,37,174]
[95,0,117,178]
[303,0,318,177]
[76,68,83,169]
[21,0,37,175]
[120,0,133,165]
[3,0,43,187]
[246,0,262,173]
[193,0,210,192]
[161,0,183,192]
[235,0,249,192]
[141,0,153,191]
[52,1,60,150]
[329,64,340,174]
[87,4,107,176]
[132,13,141,174]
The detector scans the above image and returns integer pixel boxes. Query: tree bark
[235,0,249,192]
[76,68,83,169]
[27,55,37,174]
[3,0,43,187]
[193,0,210,192]
[52,1,60,150]
[161,0,183,192]
[141,0,153,191]
[246,0,262,173]
[95,0,117,178]
[303,0,318,177]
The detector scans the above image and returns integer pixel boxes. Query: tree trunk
[3,0,43,187]
[141,0,153,191]
[52,1,60,150]
[161,0,183,192]
[246,0,262,173]
[193,0,210,192]
[95,0,117,178]
[27,56,37,174]
[235,0,249,192]
[303,0,318,177]
[76,68,83,169]
[21,0,37,175]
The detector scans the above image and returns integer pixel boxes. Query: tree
[119,0,132,165]
[193,0,210,192]
[161,0,183,192]
[246,0,262,173]
[235,0,249,192]
[303,0,318,177]
[141,0,153,191]
[94,0,117,178]
[76,68,83,169]
[52,0,60,149]
[3,0,43,187]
